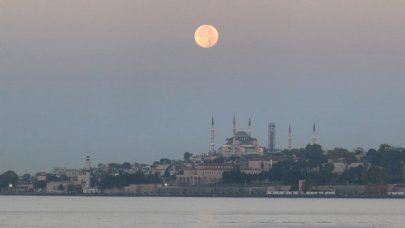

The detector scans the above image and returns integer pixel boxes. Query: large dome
[219,117,265,156]
[235,131,255,144]
[235,131,250,138]
[225,131,257,145]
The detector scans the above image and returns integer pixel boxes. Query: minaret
[232,114,237,136]
[232,114,236,155]
[85,156,91,190]
[248,117,252,136]
[288,124,292,150]
[312,122,317,145]
[209,116,215,154]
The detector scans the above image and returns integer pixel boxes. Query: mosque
[210,115,264,157]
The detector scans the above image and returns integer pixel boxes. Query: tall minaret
[288,124,292,150]
[232,114,237,135]
[85,156,91,190]
[232,114,237,155]
[312,122,317,145]
[209,116,215,154]
[248,117,252,136]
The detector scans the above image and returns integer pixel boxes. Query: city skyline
[1,1,405,173]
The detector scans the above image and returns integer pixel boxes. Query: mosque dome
[225,131,257,145]
[235,131,250,138]
[216,115,264,157]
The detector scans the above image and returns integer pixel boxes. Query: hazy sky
[1,1,405,174]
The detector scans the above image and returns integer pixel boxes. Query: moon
[194,25,219,48]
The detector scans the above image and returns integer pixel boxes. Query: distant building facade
[248,160,273,172]
[45,156,95,193]
[176,164,234,185]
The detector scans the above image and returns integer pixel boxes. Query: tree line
[223,144,405,189]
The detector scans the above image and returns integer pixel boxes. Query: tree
[363,146,405,183]
[47,174,58,182]
[67,184,77,193]
[58,184,65,191]
[0,170,18,189]
[328,148,358,163]
[267,160,305,187]
[160,158,171,165]
[98,172,162,190]
[204,157,224,164]
[368,166,383,184]
[183,152,193,162]
[338,166,365,184]
[222,167,260,184]
[304,144,327,170]
[34,181,47,189]
[122,162,132,169]
[367,149,380,166]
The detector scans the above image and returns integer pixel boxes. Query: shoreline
[1,192,404,199]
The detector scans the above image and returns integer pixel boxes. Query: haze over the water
[1,1,405,174]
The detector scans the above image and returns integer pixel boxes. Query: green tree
[122,162,132,169]
[58,184,65,191]
[328,148,358,163]
[339,166,365,184]
[367,149,380,166]
[98,172,161,190]
[364,145,405,183]
[204,157,224,164]
[160,158,171,165]
[34,181,47,189]
[183,152,193,162]
[67,184,77,193]
[368,166,383,184]
[0,170,18,189]
[267,160,306,187]
[222,167,260,184]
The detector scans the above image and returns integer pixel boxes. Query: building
[46,181,71,193]
[36,173,47,182]
[64,169,87,185]
[45,156,94,193]
[248,159,273,172]
[219,116,264,157]
[176,164,234,185]
[268,123,276,152]
[153,164,170,176]
[332,162,363,175]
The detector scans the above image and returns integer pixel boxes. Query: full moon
[194,25,219,48]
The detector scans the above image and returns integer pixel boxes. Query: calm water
[0,196,404,228]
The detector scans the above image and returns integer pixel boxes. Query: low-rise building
[153,164,170,176]
[248,160,273,172]
[176,164,234,185]
[332,162,364,175]
[36,173,47,182]
[46,181,71,193]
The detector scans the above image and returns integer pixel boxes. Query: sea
[0,196,404,228]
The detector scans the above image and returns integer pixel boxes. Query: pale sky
[1,0,405,174]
